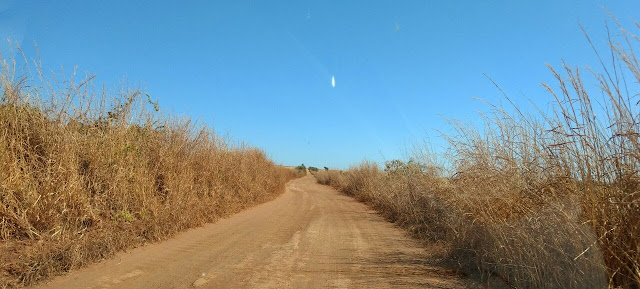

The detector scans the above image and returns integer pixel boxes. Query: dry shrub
[315,169,348,189]
[316,161,458,243]
[0,47,302,288]
[318,21,639,288]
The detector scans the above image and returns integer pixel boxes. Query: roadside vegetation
[0,47,304,288]
[295,164,307,174]
[315,21,640,288]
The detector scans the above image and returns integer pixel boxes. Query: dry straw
[316,20,639,289]
[0,44,304,288]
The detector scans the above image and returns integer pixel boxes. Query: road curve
[31,175,477,289]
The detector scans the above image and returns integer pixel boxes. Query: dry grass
[316,21,639,289]
[0,47,304,288]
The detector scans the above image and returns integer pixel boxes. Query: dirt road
[31,175,477,289]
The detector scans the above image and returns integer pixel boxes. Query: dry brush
[0,47,304,288]
[316,21,639,289]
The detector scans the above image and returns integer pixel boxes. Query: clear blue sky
[1,1,638,169]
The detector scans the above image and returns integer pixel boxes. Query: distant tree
[308,166,319,172]
[295,164,306,172]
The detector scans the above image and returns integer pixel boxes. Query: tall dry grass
[0,46,303,288]
[316,21,639,288]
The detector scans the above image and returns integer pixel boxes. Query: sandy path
[30,175,477,289]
